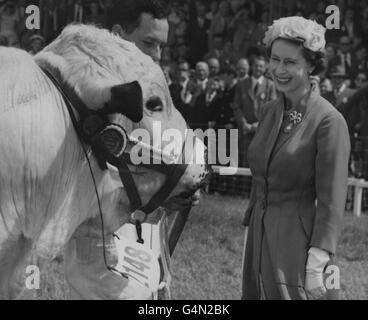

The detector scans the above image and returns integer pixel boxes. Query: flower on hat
[263,16,326,52]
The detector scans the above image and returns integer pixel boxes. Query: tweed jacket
[242,88,350,299]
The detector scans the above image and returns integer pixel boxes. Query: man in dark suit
[186,0,210,67]
[232,56,277,168]
[190,77,222,130]
[323,66,356,114]
[169,61,191,122]
[327,36,357,80]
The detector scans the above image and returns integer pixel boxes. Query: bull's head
[35,25,210,231]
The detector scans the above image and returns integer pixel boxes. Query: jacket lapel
[264,97,283,174]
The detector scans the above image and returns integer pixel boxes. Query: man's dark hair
[110,0,169,34]
[250,55,266,66]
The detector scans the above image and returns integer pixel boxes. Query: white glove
[305,247,330,300]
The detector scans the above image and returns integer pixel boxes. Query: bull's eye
[146,96,163,112]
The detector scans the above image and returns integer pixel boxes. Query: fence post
[353,180,364,217]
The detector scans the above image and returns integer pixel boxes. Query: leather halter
[41,66,191,243]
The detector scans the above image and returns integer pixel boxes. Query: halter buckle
[130,210,147,223]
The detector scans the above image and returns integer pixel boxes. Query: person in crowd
[41,0,58,43]
[169,61,192,121]
[208,0,231,51]
[186,0,210,67]
[353,71,368,89]
[328,36,356,80]
[340,7,362,41]
[231,5,257,60]
[190,76,222,130]
[236,58,250,81]
[324,43,338,78]
[232,55,277,169]
[28,34,45,55]
[84,0,105,26]
[205,0,218,21]
[323,66,356,112]
[204,33,226,66]
[242,16,350,300]
[73,0,84,22]
[207,57,221,78]
[221,40,237,68]
[352,44,368,77]
[319,78,333,96]
[186,61,210,107]
[0,0,21,47]
[215,66,238,129]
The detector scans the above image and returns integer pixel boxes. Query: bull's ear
[108,81,143,123]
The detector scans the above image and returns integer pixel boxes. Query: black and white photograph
[0,0,368,305]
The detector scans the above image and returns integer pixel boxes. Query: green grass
[25,193,368,300]
[170,194,368,300]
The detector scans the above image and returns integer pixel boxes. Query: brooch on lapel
[284,110,302,134]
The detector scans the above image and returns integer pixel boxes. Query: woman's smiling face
[269,39,313,95]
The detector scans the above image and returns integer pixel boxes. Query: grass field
[33,193,368,300]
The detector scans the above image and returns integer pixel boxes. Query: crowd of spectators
[1,0,368,206]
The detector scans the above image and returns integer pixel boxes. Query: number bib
[113,223,161,293]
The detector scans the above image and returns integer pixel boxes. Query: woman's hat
[263,16,326,52]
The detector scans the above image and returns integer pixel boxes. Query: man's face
[339,37,351,54]
[251,59,266,79]
[331,76,345,89]
[31,39,44,53]
[177,62,190,82]
[196,63,209,81]
[123,13,169,63]
[213,37,224,51]
[236,59,249,79]
[208,58,220,77]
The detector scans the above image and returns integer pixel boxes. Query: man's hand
[241,119,252,135]
[250,122,258,132]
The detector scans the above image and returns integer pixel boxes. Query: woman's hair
[266,38,327,76]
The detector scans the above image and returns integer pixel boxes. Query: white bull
[0,25,208,299]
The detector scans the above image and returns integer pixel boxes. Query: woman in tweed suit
[242,17,350,300]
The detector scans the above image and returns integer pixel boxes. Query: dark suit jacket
[186,0,210,66]
[212,86,236,127]
[327,52,357,79]
[190,91,222,130]
[242,89,350,299]
[232,77,277,128]
[169,82,191,123]
[322,87,356,111]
